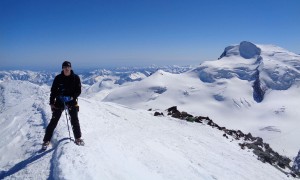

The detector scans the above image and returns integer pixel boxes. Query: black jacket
[50,70,81,108]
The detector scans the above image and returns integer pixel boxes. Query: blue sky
[1,0,299,70]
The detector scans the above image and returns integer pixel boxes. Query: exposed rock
[218,41,261,60]
[245,133,255,141]
[239,41,261,59]
[293,150,300,176]
[253,70,266,103]
[154,112,164,116]
[167,106,179,113]
[186,117,195,122]
[181,111,193,119]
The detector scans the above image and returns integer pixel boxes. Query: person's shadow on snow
[0,138,71,179]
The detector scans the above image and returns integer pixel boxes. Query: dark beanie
[62,61,71,69]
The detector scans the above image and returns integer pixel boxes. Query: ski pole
[64,102,72,142]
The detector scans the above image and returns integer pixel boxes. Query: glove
[59,96,73,103]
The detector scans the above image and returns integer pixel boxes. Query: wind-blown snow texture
[1,42,300,179]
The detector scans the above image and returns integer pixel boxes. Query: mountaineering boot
[42,141,50,150]
[75,138,85,146]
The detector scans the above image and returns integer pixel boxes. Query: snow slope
[103,42,300,157]
[0,81,51,179]
[0,80,294,179]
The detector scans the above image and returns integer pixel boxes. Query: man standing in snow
[42,61,84,149]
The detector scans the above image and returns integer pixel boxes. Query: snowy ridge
[0,81,295,179]
[80,65,194,86]
[0,81,51,179]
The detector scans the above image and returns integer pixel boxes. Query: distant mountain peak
[194,42,300,102]
[219,41,261,59]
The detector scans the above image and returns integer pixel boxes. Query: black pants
[43,106,81,142]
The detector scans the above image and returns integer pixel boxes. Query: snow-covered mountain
[196,41,300,102]
[104,41,300,158]
[0,70,56,85]
[81,65,194,85]
[0,80,295,179]
[81,66,194,96]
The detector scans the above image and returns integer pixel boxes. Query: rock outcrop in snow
[239,41,262,59]
[153,106,297,177]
